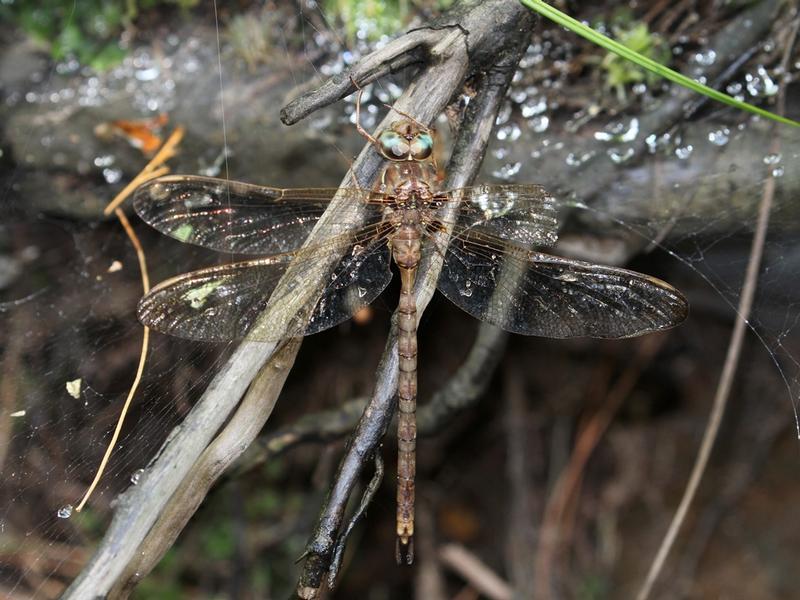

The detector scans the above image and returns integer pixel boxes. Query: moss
[323,0,454,43]
[599,15,671,101]
[1,0,198,70]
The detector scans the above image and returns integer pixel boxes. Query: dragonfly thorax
[380,161,439,196]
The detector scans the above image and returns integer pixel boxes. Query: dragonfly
[133,111,688,564]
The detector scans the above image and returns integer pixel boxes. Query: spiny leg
[350,75,380,147]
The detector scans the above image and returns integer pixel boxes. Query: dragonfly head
[377,120,433,162]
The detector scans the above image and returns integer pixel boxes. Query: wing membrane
[138,228,392,341]
[437,232,687,339]
[437,184,559,248]
[133,175,381,255]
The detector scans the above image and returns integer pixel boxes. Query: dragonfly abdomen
[393,225,421,563]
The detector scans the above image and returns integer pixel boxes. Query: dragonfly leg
[349,75,380,147]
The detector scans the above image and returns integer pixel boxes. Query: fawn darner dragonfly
[134,117,688,563]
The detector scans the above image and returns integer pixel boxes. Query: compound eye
[378,130,410,160]
[409,132,433,160]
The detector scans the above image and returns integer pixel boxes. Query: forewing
[438,184,559,248]
[133,175,378,255]
[138,231,392,342]
[437,233,688,339]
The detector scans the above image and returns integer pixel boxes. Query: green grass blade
[519,0,799,127]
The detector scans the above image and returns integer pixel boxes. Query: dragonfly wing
[440,184,559,248]
[134,175,377,255]
[437,234,688,339]
[283,236,392,338]
[138,233,392,342]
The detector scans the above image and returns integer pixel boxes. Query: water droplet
[726,81,744,100]
[357,286,367,298]
[491,162,521,181]
[460,281,474,297]
[745,66,779,97]
[594,118,639,143]
[93,155,115,168]
[707,127,730,146]
[675,145,694,160]
[520,97,547,118]
[135,67,160,81]
[492,147,509,160]
[509,87,527,104]
[57,505,73,519]
[496,124,521,142]
[771,166,785,177]
[763,153,782,165]
[495,102,513,126]
[130,469,145,485]
[693,49,717,66]
[607,147,635,164]
[555,271,579,282]
[530,115,549,132]
[565,151,595,167]
[103,168,123,184]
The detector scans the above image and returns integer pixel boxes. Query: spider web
[0,1,799,597]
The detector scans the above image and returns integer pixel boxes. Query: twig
[634,16,797,599]
[534,334,668,599]
[103,127,184,215]
[328,452,384,588]
[674,385,789,598]
[232,397,369,477]
[414,499,447,600]
[280,29,440,125]
[504,358,539,599]
[439,544,512,600]
[75,126,177,512]
[73,210,150,513]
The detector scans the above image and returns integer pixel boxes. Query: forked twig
[635,17,798,599]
